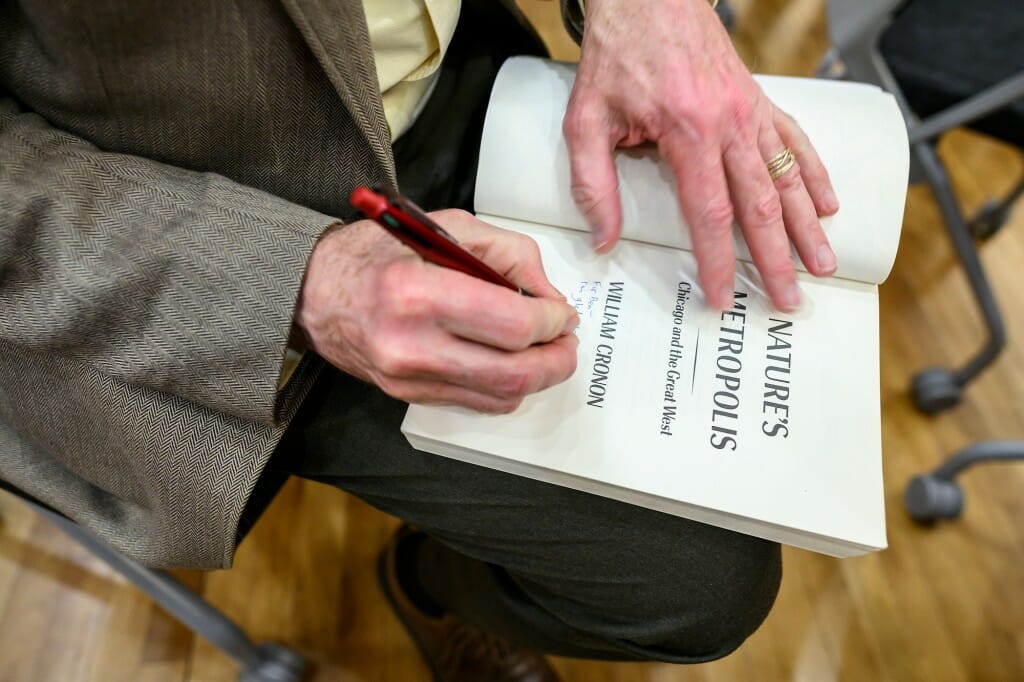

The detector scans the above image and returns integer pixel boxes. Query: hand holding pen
[292,193,579,413]
[350,186,535,296]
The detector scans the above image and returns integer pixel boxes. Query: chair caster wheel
[969,199,1011,240]
[911,367,961,414]
[239,643,308,682]
[909,473,962,520]
[905,475,963,524]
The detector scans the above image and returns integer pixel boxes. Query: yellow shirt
[279,1,461,389]
[363,0,461,139]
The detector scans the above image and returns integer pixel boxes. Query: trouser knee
[544,531,783,663]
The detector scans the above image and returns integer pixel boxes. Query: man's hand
[564,0,840,312]
[296,210,580,413]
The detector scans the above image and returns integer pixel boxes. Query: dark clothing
[264,2,782,663]
[273,365,781,662]
[2,0,780,662]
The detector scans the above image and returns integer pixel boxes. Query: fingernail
[816,243,837,274]
[591,224,611,252]
[563,311,580,334]
[718,286,734,310]
[823,189,839,214]
[781,283,801,312]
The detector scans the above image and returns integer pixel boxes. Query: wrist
[292,220,346,353]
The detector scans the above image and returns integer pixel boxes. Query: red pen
[350,186,533,296]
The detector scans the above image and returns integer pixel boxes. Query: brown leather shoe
[377,526,561,682]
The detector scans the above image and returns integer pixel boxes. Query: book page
[403,217,887,556]
[474,57,909,286]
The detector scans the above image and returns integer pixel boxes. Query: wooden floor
[2,1,1024,680]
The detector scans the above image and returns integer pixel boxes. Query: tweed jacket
[0,0,584,569]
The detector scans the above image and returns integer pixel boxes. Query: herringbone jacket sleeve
[0,95,331,425]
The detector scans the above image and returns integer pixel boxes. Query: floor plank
[2,1,1023,680]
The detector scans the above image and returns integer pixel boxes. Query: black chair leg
[904,441,1024,523]
[28,503,307,682]
[909,141,1007,415]
[969,173,1024,240]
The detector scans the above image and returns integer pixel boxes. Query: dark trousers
[268,0,782,663]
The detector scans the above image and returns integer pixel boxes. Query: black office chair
[0,479,307,682]
[818,0,1024,522]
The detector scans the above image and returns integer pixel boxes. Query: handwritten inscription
[570,281,603,320]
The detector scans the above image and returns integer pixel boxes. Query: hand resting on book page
[565,0,840,313]
[295,210,580,413]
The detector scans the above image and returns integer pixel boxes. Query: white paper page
[403,217,887,555]
[475,57,909,286]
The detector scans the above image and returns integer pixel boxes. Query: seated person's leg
[268,0,779,665]
[272,366,781,662]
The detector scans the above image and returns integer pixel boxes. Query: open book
[402,57,909,557]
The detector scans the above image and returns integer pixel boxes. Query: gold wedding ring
[766,147,796,181]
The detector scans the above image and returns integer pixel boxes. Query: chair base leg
[905,441,1024,523]
[28,503,308,682]
[909,142,1007,414]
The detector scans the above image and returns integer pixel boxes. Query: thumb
[563,104,623,253]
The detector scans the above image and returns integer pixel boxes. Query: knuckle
[495,368,533,399]
[634,109,666,139]
[563,94,604,138]
[504,317,537,351]
[570,173,598,199]
[371,341,419,379]
[429,208,472,231]
[663,90,700,121]
[492,396,524,415]
[519,234,542,261]
[726,94,754,126]
[790,216,822,242]
[697,199,735,234]
[570,181,603,212]
[673,106,716,141]
[732,123,759,147]
[379,265,434,318]
[375,375,412,402]
[509,232,542,264]
[748,190,783,227]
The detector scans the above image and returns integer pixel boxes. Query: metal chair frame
[819,0,1024,523]
[1,485,307,682]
